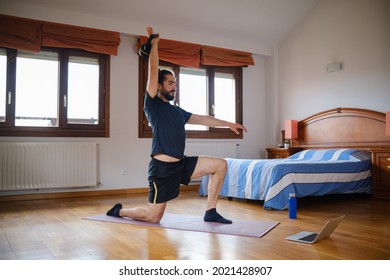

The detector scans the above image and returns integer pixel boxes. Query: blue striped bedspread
[199,149,372,210]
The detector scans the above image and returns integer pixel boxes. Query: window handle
[7,92,11,105]
[64,95,67,107]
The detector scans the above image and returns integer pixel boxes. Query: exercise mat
[83,212,279,238]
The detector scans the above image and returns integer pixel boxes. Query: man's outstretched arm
[187,114,248,134]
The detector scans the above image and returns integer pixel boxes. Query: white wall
[277,0,390,125]
[98,35,151,190]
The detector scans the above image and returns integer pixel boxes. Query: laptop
[285,215,346,244]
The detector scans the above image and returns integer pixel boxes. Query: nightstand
[370,148,390,200]
[266,147,303,159]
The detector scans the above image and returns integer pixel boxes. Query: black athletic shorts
[148,156,198,204]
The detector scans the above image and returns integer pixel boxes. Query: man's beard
[160,90,175,101]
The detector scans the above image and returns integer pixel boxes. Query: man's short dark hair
[158,69,174,85]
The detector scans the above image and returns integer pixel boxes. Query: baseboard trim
[0,185,200,202]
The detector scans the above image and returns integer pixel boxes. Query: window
[179,67,207,131]
[0,48,6,123]
[138,58,243,139]
[0,47,110,137]
[15,50,59,127]
[67,55,100,125]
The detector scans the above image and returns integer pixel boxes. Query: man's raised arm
[146,26,160,98]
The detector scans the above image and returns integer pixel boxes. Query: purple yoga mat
[83,213,279,238]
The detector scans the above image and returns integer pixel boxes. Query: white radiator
[185,142,238,158]
[0,142,98,191]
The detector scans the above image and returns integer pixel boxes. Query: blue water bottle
[289,193,297,219]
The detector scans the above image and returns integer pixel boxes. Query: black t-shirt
[144,93,192,159]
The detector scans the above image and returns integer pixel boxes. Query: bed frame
[292,107,390,149]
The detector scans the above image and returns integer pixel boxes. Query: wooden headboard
[292,107,390,149]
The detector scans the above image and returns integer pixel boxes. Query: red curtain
[0,14,41,52]
[139,35,254,68]
[201,45,254,67]
[42,21,121,56]
[0,14,121,55]
[139,36,201,68]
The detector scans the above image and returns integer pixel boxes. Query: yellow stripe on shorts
[153,181,158,204]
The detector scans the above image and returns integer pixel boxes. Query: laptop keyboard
[299,233,318,242]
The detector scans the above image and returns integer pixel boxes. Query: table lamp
[284,120,298,148]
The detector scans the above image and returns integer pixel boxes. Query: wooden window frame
[0,47,110,137]
[138,57,243,139]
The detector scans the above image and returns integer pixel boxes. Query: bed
[199,108,390,210]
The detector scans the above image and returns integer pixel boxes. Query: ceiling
[7,0,319,53]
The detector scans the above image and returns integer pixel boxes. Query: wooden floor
[0,189,389,260]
